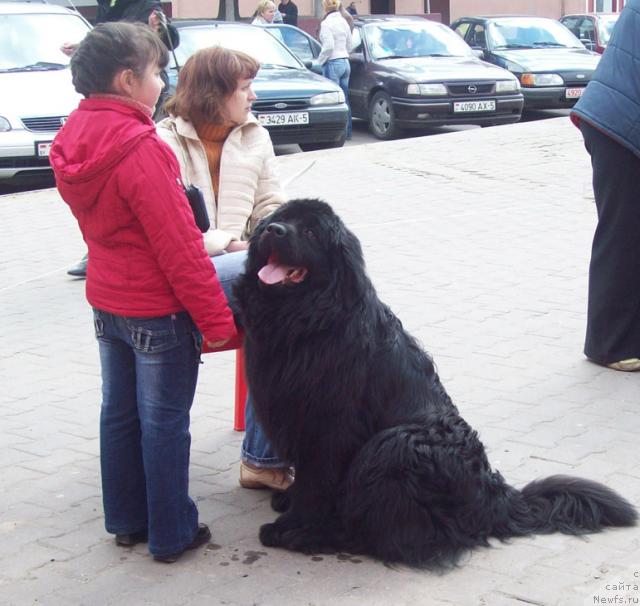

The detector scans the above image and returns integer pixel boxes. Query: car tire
[299,135,346,152]
[368,90,399,140]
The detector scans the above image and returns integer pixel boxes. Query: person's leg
[211,250,247,313]
[95,309,148,536]
[338,59,352,139]
[580,121,640,365]
[131,312,202,557]
[241,392,283,468]
[239,392,293,490]
[210,253,291,486]
[323,60,351,140]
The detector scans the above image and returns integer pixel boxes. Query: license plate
[453,100,496,113]
[258,112,309,127]
[36,141,52,157]
[565,87,584,99]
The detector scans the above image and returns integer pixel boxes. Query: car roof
[353,15,428,24]
[0,1,78,14]
[456,15,556,21]
[561,12,618,17]
[172,19,253,28]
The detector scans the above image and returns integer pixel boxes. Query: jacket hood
[50,97,156,211]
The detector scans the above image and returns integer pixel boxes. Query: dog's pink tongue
[258,262,294,285]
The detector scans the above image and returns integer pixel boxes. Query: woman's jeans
[94,309,201,557]
[323,58,352,138]
[211,251,284,468]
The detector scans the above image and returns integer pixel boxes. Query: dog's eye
[304,228,316,240]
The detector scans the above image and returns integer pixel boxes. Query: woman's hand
[225,240,249,253]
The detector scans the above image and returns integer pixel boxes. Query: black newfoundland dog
[234,198,636,568]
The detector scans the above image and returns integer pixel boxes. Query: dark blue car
[450,15,601,110]
[168,21,349,151]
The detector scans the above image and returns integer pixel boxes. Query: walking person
[156,46,293,490]
[318,0,353,139]
[278,0,298,26]
[571,0,640,372]
[50,22,237,562]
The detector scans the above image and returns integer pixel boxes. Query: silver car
[0,2,90,182]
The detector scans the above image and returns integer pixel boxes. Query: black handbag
[184,184,210,233]
[173,125,210,233]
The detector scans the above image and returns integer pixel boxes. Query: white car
[0,2,90,182]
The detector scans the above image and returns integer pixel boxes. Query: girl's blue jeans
[212,251,285,469]
[94,308,202,557]
[323,58,352,138]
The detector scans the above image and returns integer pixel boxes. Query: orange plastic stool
[203,332,246,432]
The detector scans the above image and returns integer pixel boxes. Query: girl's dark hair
[164,46,259,126]
[71,22,169,97]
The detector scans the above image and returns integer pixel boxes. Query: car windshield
[364,21,473,60]
[0,12,90,72]
[598,15,619,45]
[172,25,303,70]
[488,17,584,50]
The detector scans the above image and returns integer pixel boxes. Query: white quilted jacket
[157,114,285,256]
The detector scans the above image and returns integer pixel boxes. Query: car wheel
[368,90,398,140]
[299,135,346,152]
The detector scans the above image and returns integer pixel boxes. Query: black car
[168,21,348,151]
[345,16,523,139]
[450,15,601,110]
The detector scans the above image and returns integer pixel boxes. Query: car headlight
[0,116,11,132]
[310,91,344,105]
[495,79,520,93]
[520,73,564,87]
[407,83,447,96]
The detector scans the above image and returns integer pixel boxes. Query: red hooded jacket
[50,96,237,345]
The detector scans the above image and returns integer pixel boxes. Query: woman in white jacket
[157,47,291,492]
[318,0,353,138]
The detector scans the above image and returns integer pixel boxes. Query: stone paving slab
[1,117,638,606]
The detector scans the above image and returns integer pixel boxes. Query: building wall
[449,0,592,22]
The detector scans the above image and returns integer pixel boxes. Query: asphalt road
[0,109,570,194]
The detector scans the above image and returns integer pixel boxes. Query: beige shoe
[239,461,294,491]
[607,358,640,372]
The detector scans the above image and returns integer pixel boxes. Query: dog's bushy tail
[496,475,637,538]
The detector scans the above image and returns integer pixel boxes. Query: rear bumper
[392,94,524,128]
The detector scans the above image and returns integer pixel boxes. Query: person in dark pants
[571,0,640,372]
[278,0,298,26]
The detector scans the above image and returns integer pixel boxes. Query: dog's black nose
[267,223,287,237]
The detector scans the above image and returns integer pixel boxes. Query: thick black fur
[233,198,637,568]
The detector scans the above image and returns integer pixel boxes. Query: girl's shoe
[153,523,211,563]
[239,461,294,491]
[115,530,148,547]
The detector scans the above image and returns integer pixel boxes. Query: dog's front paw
[259,522,284,547]
[271,490,291,513]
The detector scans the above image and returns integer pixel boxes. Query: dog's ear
[332,221,369,301]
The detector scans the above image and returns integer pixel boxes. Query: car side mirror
[580,38,596,52]
[305,59,323,75]
[349,51,365,62]
[471,48,485,59]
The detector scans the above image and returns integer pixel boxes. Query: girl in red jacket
[50,22,237,563]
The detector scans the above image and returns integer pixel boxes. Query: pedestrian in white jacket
[318,0,353,138]
[158,46,292,493]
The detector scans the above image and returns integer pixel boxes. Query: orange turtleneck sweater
[195,123,233,196]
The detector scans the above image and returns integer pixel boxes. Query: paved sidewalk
[1,117,638,606]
